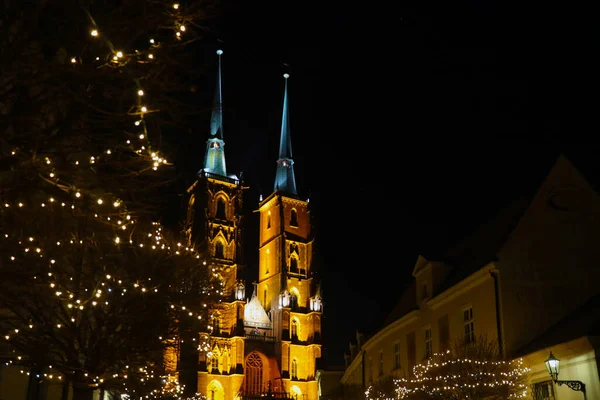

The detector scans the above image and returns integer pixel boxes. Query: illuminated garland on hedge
[365,350,531,400]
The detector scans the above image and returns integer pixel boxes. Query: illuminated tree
[0,0,223,399]
[395,335,530,400]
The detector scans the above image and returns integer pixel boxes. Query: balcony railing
[245,333,276,343]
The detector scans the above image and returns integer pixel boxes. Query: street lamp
[545,352,586,394]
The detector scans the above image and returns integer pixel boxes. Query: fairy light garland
[364,350,531,400]
[1,1,224,398]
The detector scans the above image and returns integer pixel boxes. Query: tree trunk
[71,384,94,400]
[26,366,43,400]
[60,379,70,400]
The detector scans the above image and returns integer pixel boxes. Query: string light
[1,1,226,398]
[365,349,531,399]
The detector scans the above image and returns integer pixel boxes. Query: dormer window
[210,142,220,148]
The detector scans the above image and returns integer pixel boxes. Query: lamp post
[545,352,586,395]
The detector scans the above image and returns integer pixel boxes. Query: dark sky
[179,0,596,366]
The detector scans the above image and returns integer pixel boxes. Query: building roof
[384,154,578,327]
[514,292,600,357]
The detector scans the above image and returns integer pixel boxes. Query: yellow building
[178,51,322,400]
[341,155,600,400]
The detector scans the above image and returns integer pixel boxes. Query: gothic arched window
[290,257,298,273]
[291,359,298,379]
[263,289,268,309]
[213,314,221,334]
[290,209,298,227]
[291,319,298,339]
[187,195,195,225]
[216,198,226,220]
[244,352,264,395]
[215,241,224,259]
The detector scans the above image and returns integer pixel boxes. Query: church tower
[183,49,249,399]
[185,52,322,400]
[252,73,323,400]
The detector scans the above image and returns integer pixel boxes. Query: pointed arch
[212,312,221,335]
[290,385,303,399]
[221,347,231,374]
[209,346,221,373]
[216,196,227,220]
[291,318,299,340]
[244,351,266,395]
[187,195,196,225]
[289,255,299,273]
[215,239,225,259]
[207,379,225,400]
[289,287,300,308]
[291,358,298,380]
[290,208,298,227]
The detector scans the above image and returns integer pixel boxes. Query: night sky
[177,0,596,366]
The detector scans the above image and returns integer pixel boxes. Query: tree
[394,335,530,400]
[0,0,223,399]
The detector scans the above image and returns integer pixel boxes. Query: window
[424,326,432,359]
[290,209,298,227]
[291,319,298,339]
[187,195,195,225]
[216,198,226,220]
[267,211,271,229]
[368,357,373,383]
[378,351,384,377]
[291,359,298,379]
[263,289,268,309]
[531,380,555,400]
[244,352,264,395]
[212,354,220,372]
[463,306,475,344]
[290,257,298,273]
[213,314,221,334]
[422,283,428,299]
[215,241,224,259]
[393,341,401,370]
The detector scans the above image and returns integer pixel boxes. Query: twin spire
[273,73,297,196]
[200,50,298,197]
[200,49,227,177]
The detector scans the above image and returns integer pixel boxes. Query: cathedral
[179,49,323,400]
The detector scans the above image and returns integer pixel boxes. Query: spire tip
[216,49,223,55]
[283,73,290,79]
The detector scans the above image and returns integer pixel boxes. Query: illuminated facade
[178,51,322,400]
[341,155,600,400]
